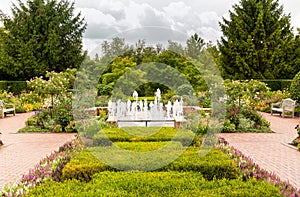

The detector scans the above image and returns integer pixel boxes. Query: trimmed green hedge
[161,148,238,180]
[115,141,168,152]
[28,172,282,197]
[260,79,292,91]
[92,127,195,146]
[62,146,238,182]
[0,81,27,94]
[62,149,111,182]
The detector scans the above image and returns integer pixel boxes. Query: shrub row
[62,149,111,182]
[92,127,196,146]
[62,146,238,182]
[161,148,238,180]
[28,171,282,197]
[260,79,292,91]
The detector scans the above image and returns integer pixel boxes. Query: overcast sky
[1,0,300,54]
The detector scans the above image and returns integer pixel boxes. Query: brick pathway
[0,113,76,191]
[0,112,299,192]
[219,112,300,189]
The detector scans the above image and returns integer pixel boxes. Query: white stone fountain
[106,89,185,127]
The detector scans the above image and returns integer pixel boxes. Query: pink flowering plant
[21,69,77,132]
[1,137,84,197]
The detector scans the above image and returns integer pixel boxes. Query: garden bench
[0,100,16,118]
[271,98,296,118]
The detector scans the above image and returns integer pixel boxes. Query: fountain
[106,89,185,128]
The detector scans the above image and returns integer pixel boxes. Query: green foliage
[185,33,205,59]
[290,71,300,102]
[92,127,195,146]
[0,0,86,80]
[222,119,236,133]
[53,100,73,131]
[161,148,238,180]
[97,127,176,142]
[96,37,210,97]
[28,172,282,197]
[225,79,270,106]
[223,103,271,133]
[0,81,27,94]
[25,115,39,126]
[219,0,295,79]
[27,68,76,98]
[62,149,109,182]
[176,84,194,95]
[261,80,292,91]
[92,132,113,147]
[114,141,168,152]
[18,126,51,133]
[0,89,43,113]
[61,146,238,182]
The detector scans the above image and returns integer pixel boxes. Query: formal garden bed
[2,127,300,196]
[1,69,300,196]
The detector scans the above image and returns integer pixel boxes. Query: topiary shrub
[290,71,300,103]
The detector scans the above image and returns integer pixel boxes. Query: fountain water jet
[106,89,185,128]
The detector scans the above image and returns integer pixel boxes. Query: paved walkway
[219,112,300,189]
[0,113,76,191]
[0,112,299,192]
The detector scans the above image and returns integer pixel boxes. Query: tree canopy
[0,0,87,80]
[218,0,295,80]
[95,36,212,97]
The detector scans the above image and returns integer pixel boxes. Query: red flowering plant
[53,99,74,132]
[222,101,270,133]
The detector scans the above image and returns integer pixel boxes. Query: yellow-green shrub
[62,149,110,182]
[27,172,282,197]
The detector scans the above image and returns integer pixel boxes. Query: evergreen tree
[0,0,86,80]
[185,33,205,59]
[218,0,294,80]
[290,29,300,76]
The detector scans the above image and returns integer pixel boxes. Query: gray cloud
[1,0,300,52]
[139,7,171,27]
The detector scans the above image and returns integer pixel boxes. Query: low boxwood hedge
[28,171,282,197]
[160,148,238,180]
[114,141,169,152]
[62,149,111,182]
[62,146,238,182]
[92,127,195,146]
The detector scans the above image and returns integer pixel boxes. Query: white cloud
[163,2,191,18]
[197,12,220,28]
[79,8,116,25]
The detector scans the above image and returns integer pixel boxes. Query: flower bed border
[217,137,300,196]
[1,136,84,197]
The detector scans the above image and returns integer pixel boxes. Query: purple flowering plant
[1,137,84,197]
[217,138,300,196]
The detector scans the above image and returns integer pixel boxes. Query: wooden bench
[271,98,296,118]
[0,100,16,118]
